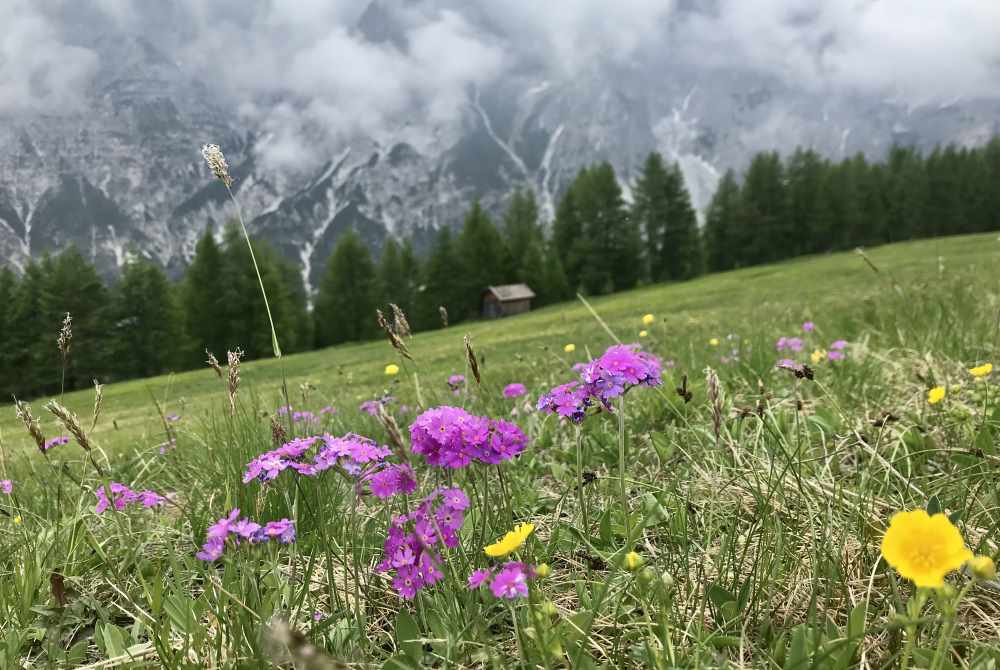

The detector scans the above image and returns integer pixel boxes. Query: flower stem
[618,396,630,540]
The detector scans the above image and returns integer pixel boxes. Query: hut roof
[483,284,536,302]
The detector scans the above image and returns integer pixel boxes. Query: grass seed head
[227,349,243,416]
[390,303,411,338]
[201,143,234,188]
[439,305,448,328]
[91,378,104,432]
[464,334,481,384]
[57,312,73,356]
[45,400,92,452]
[206,350,223,378]
[13,397,47,453]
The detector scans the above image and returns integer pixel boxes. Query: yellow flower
[708,338,720,347]
[563,344,576,353]
[535,563,551,578]
[639,330,648,338]
[969,363,993,378]
[810,349,827,365]
[485,522,535,557]
[927,386,946,404]
[881,509,972,588]
[642,313,655,326]
[968,555,996,581]
[13,515,22,525]
[623,551,644,572]
[384,364,400,376]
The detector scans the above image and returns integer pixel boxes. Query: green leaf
[927,495,942,516]
[784,624,808,670]
[599,508,612,545]
[395,610,422,664]
[383,654,419,670]
[706,583,738,611]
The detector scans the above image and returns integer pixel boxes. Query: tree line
[3,139,999,398]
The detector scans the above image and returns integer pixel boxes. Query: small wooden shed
[481,284,536,319]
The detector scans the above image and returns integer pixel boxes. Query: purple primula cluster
[1,479,12,495]
[539,345,663,423]
[468,562,537,599]
[360,395,395,416]
[503,383,527,399]
[95,482,168,514]
[376,487,469,599]
[243,433,392,483]
[196,509,295,561]
[43,435,70,452]
[363,463,418,498]
[409,406,528,469]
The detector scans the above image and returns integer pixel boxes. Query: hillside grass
[3,232,997,456]
[2,231,1000,668]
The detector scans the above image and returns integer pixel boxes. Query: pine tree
[575,163,639,293]
[108,258,181,379]
[785,148,827,256]
[502,189,541,281]
[415,227,461,331]
[5,259,50,397]
[275,258,311,353]
[456,201,509,319]
[313,231,378,346]
[0,267,19,394]
[39,247,108,393]
[632,153,671,281]
[659,162,702,280]
[740,152,790,265]
[704,170,741,272]
[181,228,226,364]
[552,175,587,292]
[376,237,405,312]
[885,146,928,242]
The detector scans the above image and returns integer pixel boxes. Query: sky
[3,0,999,166]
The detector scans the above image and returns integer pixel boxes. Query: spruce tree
[456,201,509,319]
[575,163,639,293]
[313,231,378,346]
[632,152,670,282]
[740,152,790,265]
[660,162,702,280]
[376,237,404,312]
[704,170,741,272]
[415,227,461,331]
[109,258,181,379]
[182,228,226,364]
[0,267,18,394]
[552,175,587,292]
[6,259,50,397]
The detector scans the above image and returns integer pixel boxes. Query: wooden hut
[481,284,535,319]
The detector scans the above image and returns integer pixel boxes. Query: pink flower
[503,383,527,398]
[0,480,12,495]
[802,321,815,332]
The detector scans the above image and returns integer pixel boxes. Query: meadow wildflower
[881,509,972,588]
[642,313,655,326]
[243,433,392,483]
[320,406,336,415]
[828,350,845,361]
[377,488,466,599]
[776,337,804,353]
[197,509,296,561]
[447,374,465,393]
[503,383,527,398]
[969,363,993,378]
[94,482,168,514]
[564,343,576,353]
[485,522,535,557]
[365,463,417,498]
[13,515,22,525]
[927,386,946,404]
[166,413,181,422]
[468,562,537,599]
[43,436,70,452]
[802,321,815,332]
[385,364,400,376]
[535,563,551,578]
[0,480,11,495]
[537,381,592,423]
[409,406,528,468]
[580,344,662,409]
[639,330,648,337]
[810,349,827,364]
[623,551,644,571]
[968,555,996,580]
[709,338,720,346]
[360,395,394,416]
[830,339,847,350]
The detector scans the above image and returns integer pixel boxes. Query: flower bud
[539,601,558,618]
[623,551,644,572]
[638,567,657,587]
[660,572,674,590]
[969,555,996,581]
[536,563,551,579]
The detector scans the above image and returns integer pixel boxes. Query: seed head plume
[201,144,233,188]
[227,349,243,417]
[376,309,412,360]
[13,397,47,453]
[390,303,411,338]
[377,403,406,454]
[270,415,287,447]
[206,350,224,378]
[201,142,281,358]
[57,313,73,356]
[91,379,104,432]
[46,399,104,474]
[439,306,449,328]
[464,334,481,385]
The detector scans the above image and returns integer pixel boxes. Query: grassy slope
[3,233,997,455]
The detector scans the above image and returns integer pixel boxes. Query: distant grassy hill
[3,232,998,455]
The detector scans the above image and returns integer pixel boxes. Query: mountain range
[1,0,998,291]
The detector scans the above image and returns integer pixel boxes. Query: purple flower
[447,374,465,391]
[377,488,468,599]
[43,435,70,452]
[0,480,11,495]
[166,413,181,423]
[320,406,337,415]
[803,321,815,332]
[776,337,804,353]
[468,562,537,600]
[313,611,325,622]
[828,350,845,361]
[276,405,293,416]
[196,509,296,561]
[537,381,592,423]
[94,482,167,514]
[503,383,527,398]
[243,433,391,484]
[360,395,394,416]
[293,411,318,424]
[830,340,848,351]
[777,358,800,370]
[367,464,418,498]
[409,406,528,469]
